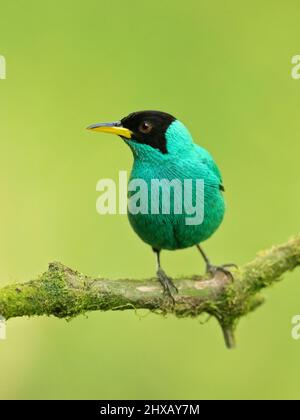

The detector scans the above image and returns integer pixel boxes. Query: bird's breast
[126,160,225,250]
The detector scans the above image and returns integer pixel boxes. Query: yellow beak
[87,121,132,139]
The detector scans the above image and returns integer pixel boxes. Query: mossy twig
[0,235,299,348]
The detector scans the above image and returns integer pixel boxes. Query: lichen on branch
[0,235,300,348]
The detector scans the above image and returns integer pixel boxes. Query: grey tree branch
[1,235,300,348]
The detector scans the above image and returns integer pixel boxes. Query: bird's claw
[157,268,178,303]
[206,263,236,281]
[221,263,238,269]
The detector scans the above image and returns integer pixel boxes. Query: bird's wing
[194,144,225,191]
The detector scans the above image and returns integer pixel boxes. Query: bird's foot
[206,263,237,281]
[157,268,178,303]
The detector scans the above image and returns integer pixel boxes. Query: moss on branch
[0,235,300,348]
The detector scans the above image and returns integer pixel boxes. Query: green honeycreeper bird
[88,111,232,297]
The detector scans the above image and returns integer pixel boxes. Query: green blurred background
[0,0,300,400]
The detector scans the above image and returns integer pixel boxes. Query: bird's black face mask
[88,110,176,154]
[121,111,176,154]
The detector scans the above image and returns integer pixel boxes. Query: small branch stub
[221,325,236,349]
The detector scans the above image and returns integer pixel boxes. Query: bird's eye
[139,121,152,134]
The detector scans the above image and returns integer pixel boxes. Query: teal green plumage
[88,110,228,296]
[126,120,225,250]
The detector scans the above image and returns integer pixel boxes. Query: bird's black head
[88,110,176,154]
[121,111,176,154]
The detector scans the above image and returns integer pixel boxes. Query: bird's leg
[196,244,237,280]
[153,248,178,300]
